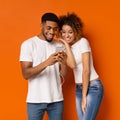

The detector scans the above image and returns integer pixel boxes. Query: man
[19,12,68,120]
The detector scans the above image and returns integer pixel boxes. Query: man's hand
[57,51,67,65]
[46,52,58,66]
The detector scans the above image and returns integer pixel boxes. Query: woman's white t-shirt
[71,38,99,84]
[20,36,64,103]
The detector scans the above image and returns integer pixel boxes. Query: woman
[59,13,104,120]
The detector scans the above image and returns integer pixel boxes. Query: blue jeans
[27,101,64,120]
[76,80,104,120]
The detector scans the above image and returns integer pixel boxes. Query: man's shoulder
[25,36,37,42]
[22,36,37,45]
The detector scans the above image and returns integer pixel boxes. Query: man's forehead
[44,21,58,26]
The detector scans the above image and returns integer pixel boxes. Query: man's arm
[20,52,58,80]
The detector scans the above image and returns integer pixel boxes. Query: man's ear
[40,23,43,29]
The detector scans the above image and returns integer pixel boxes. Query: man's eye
[47,27,51,30]
[53,28,58,31]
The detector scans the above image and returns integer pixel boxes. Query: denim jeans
[27,101,64,120]
[76,80,104,120]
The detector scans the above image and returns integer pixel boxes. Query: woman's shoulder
[79,37,89,44]
[77,37,91,50]
[73,37,89,46]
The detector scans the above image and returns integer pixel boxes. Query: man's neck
[37,34,53,42]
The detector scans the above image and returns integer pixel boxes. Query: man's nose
[49,28,54,34]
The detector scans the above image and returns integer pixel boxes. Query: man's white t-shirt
[71,37,99,84]
[20,36,64,103]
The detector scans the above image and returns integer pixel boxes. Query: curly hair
[59,13,83,42]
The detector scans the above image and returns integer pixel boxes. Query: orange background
[0,0,120,120]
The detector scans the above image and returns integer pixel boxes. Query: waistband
[76,78,101,86]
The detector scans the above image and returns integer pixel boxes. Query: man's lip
[47,34,53,38]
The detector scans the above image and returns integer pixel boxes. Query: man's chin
[46,39,53,42]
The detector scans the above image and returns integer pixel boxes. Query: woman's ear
[59,30,62,37]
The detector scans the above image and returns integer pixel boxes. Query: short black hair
[41,12,59,24]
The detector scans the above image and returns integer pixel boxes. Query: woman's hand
[58,38,68,45]
[81,96,87,114]
[58,38,76,69]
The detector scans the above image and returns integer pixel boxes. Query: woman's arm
[81,52,90,114]
[59,39,76,69]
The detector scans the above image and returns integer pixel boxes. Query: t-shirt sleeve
[19,41,33,62]
[80,38,91,53]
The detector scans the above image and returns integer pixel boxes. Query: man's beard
[43,33,53,42]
